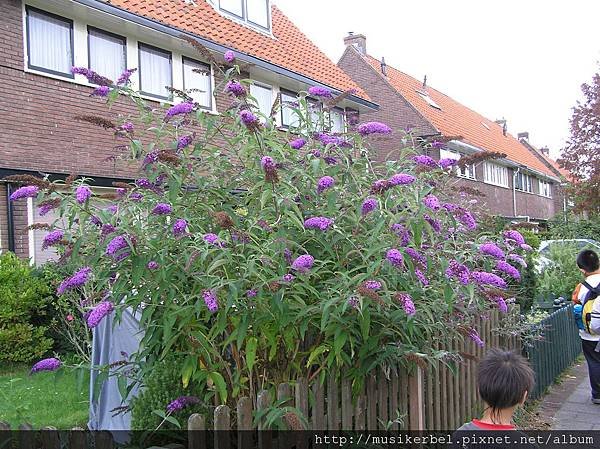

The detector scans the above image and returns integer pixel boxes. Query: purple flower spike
[177,135,193,150]
[42,230,63,250]
[386,249,404,267]
[469,329,484,347]
[91,86,110,97]
[304,216,334,231]
[503,230,525,245]
[152,203,172,215]
[413,155,437,168]
[226,80,246,97]
[240,109,259,127]
[57,267,92,295]
[87,301,114,328]
[479,242,505,259]
[317,176,335,194]
[471,271,507,289]
[147,261,159,270]
[75,186,92,204]
[308,86,333,98]
[364,280,382,290]
[31,357,61,374]
[422,194,441,211]
[165,102,194,119]
[261,156,275,170]
[203,290,219,313]
[361,198,378,216]
[10,185,39,201]
[439,158,458,169]
[520,243,533,252]
[357,122,392,136]
[445,260,470,285]
[167,396,200,414]
[388,173,415,186]
[282,273,295,282]
[173,219,188,236]
[203,233,223,247]
[415,269,429,286]
[289,138,307,150]
[496,260,521,280]
[224,50,236,63]
[116,68,137,85]
[291,254,314,273]
[396,293,416,316]
[246,289,257,298]
[106,235,129,257]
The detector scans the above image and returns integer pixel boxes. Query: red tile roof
[363,54,556,177]
[103,0,369,101]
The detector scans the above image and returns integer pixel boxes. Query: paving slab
[550,364,600,430]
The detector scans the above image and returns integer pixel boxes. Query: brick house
[338,34,561,222]
[0,0,376,264]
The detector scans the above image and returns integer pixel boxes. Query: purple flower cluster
[226,80,246,97]
[471,271,507,289]
[57,267,92,295]
[479,242,505,259]
[388,173,415,186]
[508,254,527,267]
[386,248,404,267]
[445,260,470,285]
[282,273,295,283]
[289,138,306,150]
[357,122,392,136]
[415,269,429,286]
[361,198,378,216]
[469,329,484,347]
[240,109,259,128]
[167,396,200,414]
[520,243,533,252]
[31,357,61,374]
[147,261,159,270]
[87,301,114,328]
[424,214,442,233]
[9,185,39,201]
[494,296,508,313]
[496,260,521,280]
[291,254,314,273]
[317,176,335,194]
[106,235,128,255]
[246,289,257,298]
[503,230,525,245]
[457,209,477,231]
[413,155,437,168]
[405,248,426,267]
[75,186,92,204]
[348,296,360,310]
[152,203,172,215]
[261,156,275,170]
[364,280,382,290]
[173,219,188,236]
[116,68,137,85]
[391,224,411,247]
[438,158,458,169]
[71,67,112,86]
[316,133,349,147]
[39,202,58,216]
[177,135,193,150]
[422,194,441,211]
[129,192,143,202]
[442,202,458,212]
[91,86,110,97]
[431,140,445,149]
[304,216,334,231]
[165,102,194,119]
[203,233,223,247]
[308,86,333,98]
[42,230,63,250]
[396,293,416,316]
[224,50,236,63]
[203,290,219,313]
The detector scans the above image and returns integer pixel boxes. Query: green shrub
[546,213,600,240]
[536,243,585,301]
[0,252,53,363]
[131,354,207,431]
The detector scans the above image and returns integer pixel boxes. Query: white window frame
[182,56,213,110]
[249,82,273,122]
[483,162,509,188]
[440,149,476,180]
[538,179,552,198]
[515,172,534,193]
[138,42,173,100]
[217,0,271,32]
[280,89,300,128]
[328,107,346,133]
[87,26,127,84]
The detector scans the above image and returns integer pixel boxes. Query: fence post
[188,413,206,449]
[214,405,230,449]
[408,366,424,431]
[18,423,34,449]
[69,427,87,449]
[40,426,60,449]
[0,422,11,449]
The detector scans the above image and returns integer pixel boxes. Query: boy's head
[478,349,534,419]
[577,249,600,275]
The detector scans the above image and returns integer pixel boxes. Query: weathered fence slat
[326,375,339,430]
[408,367,424,431]
[311,379,324,430]
[390,368,399,430]
[40,426,60,449]
[214,405,230,449]
[188,413,206,449]
[18,423,34,449]
[341,377,353,430]
[94,430,113,449]
[237,396,253,449]
[295,377,309,426]
[366,373,377,430]
[377,369,388,429]
[256,390,272,449]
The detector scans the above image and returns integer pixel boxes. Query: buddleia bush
[15,46,530,417]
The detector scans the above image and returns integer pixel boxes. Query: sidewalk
[544,362,600,430]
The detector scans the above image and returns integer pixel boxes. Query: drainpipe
[512,167,521,219]
[6,183,15,252]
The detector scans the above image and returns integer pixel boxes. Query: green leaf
[117,375,128,400]
[306,344,329,368]
[208,371,228,403]
[246,336,258,373]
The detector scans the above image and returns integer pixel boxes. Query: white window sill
[483,180,510,189]
[457,175,477,181]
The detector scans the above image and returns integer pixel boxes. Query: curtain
[250,84,272,121]
[247,0,269,28]
[28,9,72,75]
[281,92,299,127]
[89,29,125,83]
[330,109,345,133]
[139,45,171,98]
[183,59,212,109]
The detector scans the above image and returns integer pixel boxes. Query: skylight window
[481,122,490,130]
[217,0,271,31]
[416,90,441,110]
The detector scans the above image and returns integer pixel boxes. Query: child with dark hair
[574,249,600,404]
[456,349,534,431]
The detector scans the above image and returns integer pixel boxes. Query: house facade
[338,34,561,222]
[0,0,375,264]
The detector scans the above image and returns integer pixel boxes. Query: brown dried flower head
[213,211,234,229]
[158,150,181,166]
[26,223,51,231]
[404,352,428,369]
[74,115,116,129]
[284,412,304,430]
[4,174,51,190]
[267,281,281,292]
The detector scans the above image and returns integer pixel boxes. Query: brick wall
[0,185,8,252]
[338,47,437,161]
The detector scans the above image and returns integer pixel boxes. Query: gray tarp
[88,307,142,434]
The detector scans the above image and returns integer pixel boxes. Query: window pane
[88,28,125,83]
[440,149,459,160]
[246,0,269,28]
[308,100,321,129]
[330,109,345,133]
[250,83,272,121]
[27,9,72,75]
[281,91,299,127]
[219,0,243,16]
[183,58,212,109]
[139,44,172,98]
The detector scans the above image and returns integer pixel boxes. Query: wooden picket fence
[0,309,524,447]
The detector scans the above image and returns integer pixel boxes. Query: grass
[0,364,89,429]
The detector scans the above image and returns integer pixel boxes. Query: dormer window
[218,0,270,31]
[416,90,441,110]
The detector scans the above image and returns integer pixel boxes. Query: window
[416,90,441,110]
[218,0,270,30]
[26,7,73,77]
[88,27,126,83]
[539,179,552,198]
[249,83,272,122]
[183,57,212,109]
[281,90,299,128]
[138,43,172,99]
[308,99,322,130]
[515,172,534,193]
[329,108,345,133]
[440,149,475,180]
[483,162,509,187]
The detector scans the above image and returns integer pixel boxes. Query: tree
[559,71,600,213]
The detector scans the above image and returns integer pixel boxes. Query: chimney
[344,32,367,55]
[495,119,507,136]
[540,147,550,156]
[380,57,387,76]
[518,132,529,142]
